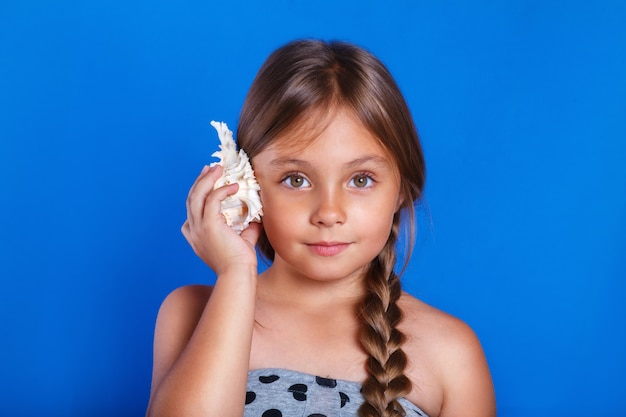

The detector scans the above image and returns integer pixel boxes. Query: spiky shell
[210,120,263,233]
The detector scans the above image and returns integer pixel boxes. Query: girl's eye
[351,174,374,188]
[282,174,310,188]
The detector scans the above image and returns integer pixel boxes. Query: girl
[146,39,495,417]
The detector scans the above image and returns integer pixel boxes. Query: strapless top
[244,368,429,417]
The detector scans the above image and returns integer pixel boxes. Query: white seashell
[210,120,263,233]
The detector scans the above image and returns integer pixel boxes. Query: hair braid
[358,216,412,417]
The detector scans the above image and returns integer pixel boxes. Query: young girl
[146,39,495,417]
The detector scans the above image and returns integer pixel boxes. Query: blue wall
[1,1,624,416]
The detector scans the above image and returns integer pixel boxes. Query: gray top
[244,368,429,417]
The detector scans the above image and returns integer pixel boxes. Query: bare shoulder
[149,285,214,396]
[399,293,496,417]
[154,284,214,354]
[159,284,214,317]
[399,293,479,349]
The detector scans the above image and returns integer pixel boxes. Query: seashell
[210,120,263,233]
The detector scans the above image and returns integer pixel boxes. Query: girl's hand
[181,165,262,275]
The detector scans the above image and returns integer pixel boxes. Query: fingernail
[201,165,210,174]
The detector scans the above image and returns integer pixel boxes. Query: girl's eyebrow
[268,157,312,169]
[269,155,391,170]
[344,155,392,170]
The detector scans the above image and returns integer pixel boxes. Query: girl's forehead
[269,109,336,153]
[253,110,400,173]
[269,108,387,152]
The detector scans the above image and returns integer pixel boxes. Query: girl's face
[253,110,403,284]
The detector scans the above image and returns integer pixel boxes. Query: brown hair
[237,39,425,416]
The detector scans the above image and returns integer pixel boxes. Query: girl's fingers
[181,165,260,273]
[186,165,211,202]
[186,165,222,226]
[240,221,262,247]
[202,182,239,223]
[181,219,190,239]
[184,166,240,238]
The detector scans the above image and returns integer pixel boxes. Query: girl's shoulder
[154,285,214,343]
[161,284,214,308]
[149,285,215,398]
[398,292,475,342]
[398,292,495,417]
[398,291,486,366]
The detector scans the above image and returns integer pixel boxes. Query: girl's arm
[146,165,262,417]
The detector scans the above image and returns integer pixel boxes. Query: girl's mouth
[306,242,350,257]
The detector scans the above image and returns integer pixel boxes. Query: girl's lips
[306,242,350,257]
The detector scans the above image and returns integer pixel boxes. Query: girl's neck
[257,262,365,313]
[251,259,369,382]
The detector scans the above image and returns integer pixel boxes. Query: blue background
[1,1,625,416]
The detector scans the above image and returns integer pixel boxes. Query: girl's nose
[310,188,346,227]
